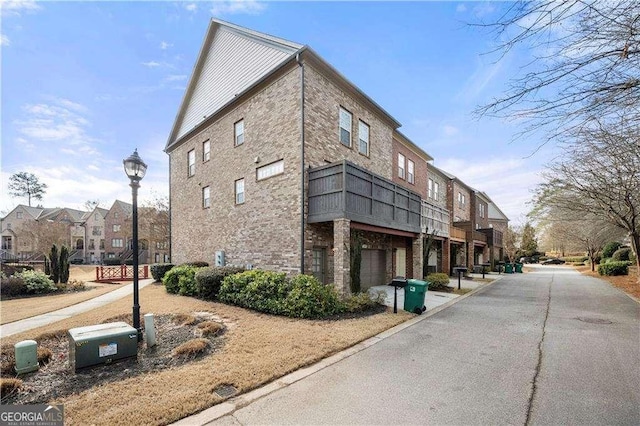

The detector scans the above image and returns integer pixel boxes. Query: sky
[1,0,560,224]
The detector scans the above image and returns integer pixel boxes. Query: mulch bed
[0,313,226,404]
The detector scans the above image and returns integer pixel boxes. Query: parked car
[541,258,565,265]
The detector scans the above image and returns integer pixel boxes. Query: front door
[395,248,406,278]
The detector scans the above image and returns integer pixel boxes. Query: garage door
[360,249,387,289]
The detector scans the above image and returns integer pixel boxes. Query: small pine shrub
[597,261,631,276]
[59,245,70,284]
[195,266,245,300]
[162,265,201,295]
[0,276,27,298]
[0,378,22,395]
[18,270,58,294]
[150,263,175,282]
[171,313,197,326]
[602,242,622,259]
[173,338,209,358]
[426,273,450,291]
[197,321,223,337]
[611,247,632,262]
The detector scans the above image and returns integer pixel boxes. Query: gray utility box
[68,322,138,372]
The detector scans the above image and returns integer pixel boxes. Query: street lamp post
[123,149,147,342]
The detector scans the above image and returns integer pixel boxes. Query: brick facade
[392,136,428,199]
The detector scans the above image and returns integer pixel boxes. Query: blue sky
[1,1,558,224]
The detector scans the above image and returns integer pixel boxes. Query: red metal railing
[96,265,149,282]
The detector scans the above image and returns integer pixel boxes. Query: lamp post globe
[123,149,147,341]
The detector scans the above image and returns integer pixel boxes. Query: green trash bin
[504,263,514,274]
[515,263,523,273]
[404,279,428,315]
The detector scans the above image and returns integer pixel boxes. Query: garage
[360,249,387,289]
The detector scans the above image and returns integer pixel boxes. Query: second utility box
[68,322,138,372]
[404,279,428,315]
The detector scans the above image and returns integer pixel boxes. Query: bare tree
[476,1,640,145]
[16,220,68,257]
[533,122,640,282]
[83,199,102,211]
[8,172,48,206]
[503,225,522,263]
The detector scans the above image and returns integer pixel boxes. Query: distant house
[83,207,109,263]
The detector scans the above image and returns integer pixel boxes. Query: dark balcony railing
[308,161,421,234]
[468,230,487,244]
[479,228,503,247]
[421,201,450,237]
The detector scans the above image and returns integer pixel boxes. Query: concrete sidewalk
[0,278,155,338]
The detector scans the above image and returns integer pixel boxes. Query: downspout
[297,52,305,274]
[168,153,172,263]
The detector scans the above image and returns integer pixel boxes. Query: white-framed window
[234,119,244,146]
[112,238,123,248]
[407,159,415,184]
[108,253,115,259]
[235,178,245,204]
[398,153,406,179]
[113,224,120,232]
[428,179,434,198]
[188,149,195,177]
[480,204,485,218]
[339,107,352,147]
[358,120,369,155]
[257,160,284,181]
[203,186,211,208]
[16,212,23,219]
[434,182,439,201]
[203,140,210,162]
[458,192,465,207]
[114,212,119,219]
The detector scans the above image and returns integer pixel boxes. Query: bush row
[597,261,631,276]
[425,273,450,291]
[150,263,175,282]
[561,256,588,263]
[0,271,58,299]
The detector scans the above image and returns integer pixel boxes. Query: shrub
[562,256,588,263]
[49,245,59,283]
[195,266,245,300]
[602,241,622,259]
[283,275,343,319]
[343,292,383,313]
[59,245,70,284]
[0,276,27,298]
[182,261,209,268]
[171,313,197,326]
[37,347,52,365]
[219,270,290,314]
[1,264,33,277]
[426,273,450,291]
[173,338,209,358]
[162,265,201,295]
[150,263,175,282]
[0,378,22,395]
[18,270,57,294]
[103,258,122,266]
[598,261,631,276]
[612,247,632,262]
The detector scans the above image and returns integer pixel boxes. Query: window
[203,140,210,162]
[434,182,439,201]
[16,212,23,219]
[92,226,101,236]
[188,149,195,177]
[112,238,123,248]
[114,212,118,219]
[339,107,352,147]
[100,239,105,249]
[6,223,11,229]
[89,239,95,250]
[257,160,284,181]
[108,253,115,259]
[203,186,211,208]
[358,120,369,155]
[398,153,406,179]
[458,192,466,207]
[312,248,326,284]
[480,204,485,218]
[407,160,415,184]
[428,179,434,199]
[113,224,121,232]
[235,178,245,204]
[234,119,244,146]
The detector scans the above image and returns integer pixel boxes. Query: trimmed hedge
[562,256,588,263]
[602,242,622,259]
[182,261,210,268]
[195,266,245,300]
[103,258,122,266]
[162,265,202,295]
[18,270,58,294]
[426,273,450,291]
[219,271,345,319]
[612,247,632,262]
[150,263,175,282]
[597,261,631,276]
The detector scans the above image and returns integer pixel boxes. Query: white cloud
[0,34,10,46]
[163,74,187,82]
[184,3,198,12]
[142,61,162,68]
[210,0,266,16]
[442,125,459,137]
[456,4,467,13]
[160,41,173,50]
[0,0,42,17]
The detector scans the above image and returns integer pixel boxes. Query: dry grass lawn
[575,265,640,300]
[3,284,413,425]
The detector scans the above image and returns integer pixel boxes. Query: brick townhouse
[165,19,508,293]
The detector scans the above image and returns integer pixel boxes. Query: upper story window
[235,178,245,205]
[434,182,439,201]
[234,119,245,146]
[203,186,211,209]
[113,224,121,232]
[6,223,11,229]
[257,160,284,181]
[339,107,352,147]
[112,238,124,248]
[188,149,196,177]
[458,192,466,207]
[16,212,23,219]
[407,160,415,184]
[398,153,406,179]
[480,204,485,218]
[428,179,434,198]
[114,212,118,219]
[203,140,210,162]
[358,120,369,156]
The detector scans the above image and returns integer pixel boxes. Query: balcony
[449,226,466,241]
[468,230,487,245]
[421,201,450,238]
[308,161,421,234]
[479,228,503,247]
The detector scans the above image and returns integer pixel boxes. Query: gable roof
[488,201,509,222]
[109,200,133,217]
[393,130,434,162]
[165,18,303,151]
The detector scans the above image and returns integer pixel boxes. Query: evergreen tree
[49,245,60,283]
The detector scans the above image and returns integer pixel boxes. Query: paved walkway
[0,279,155,338]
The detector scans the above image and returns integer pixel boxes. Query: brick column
[442,239,451,275]
[412,236,423,279]
[333,218,351,295]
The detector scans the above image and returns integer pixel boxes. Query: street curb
[172,275,503,426]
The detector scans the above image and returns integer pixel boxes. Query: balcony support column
[412,236,423,279]
[333,218,351,295]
